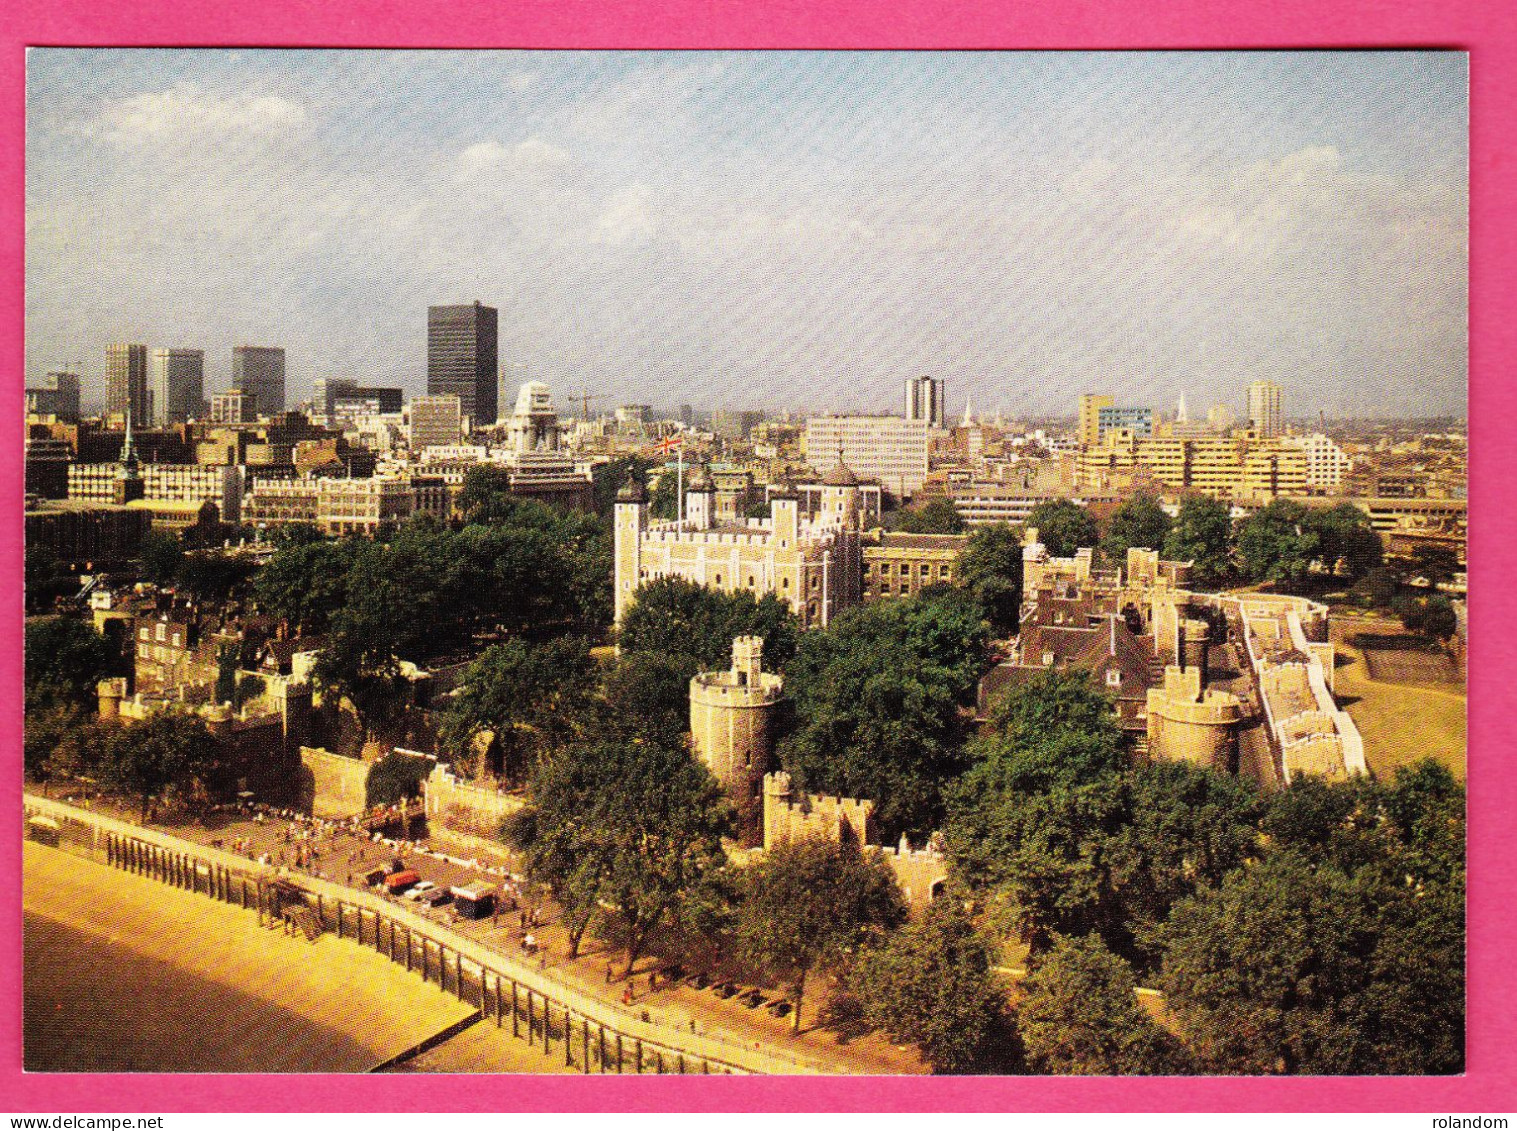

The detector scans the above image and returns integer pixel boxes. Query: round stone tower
[690,635,785,838]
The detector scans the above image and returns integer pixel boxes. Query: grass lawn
[1330,617,1465,781]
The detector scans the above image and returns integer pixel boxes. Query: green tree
[738,837,906,1034]
[1398,593,1458,642]
[1234,498,1320,587]
[780,589,989,840]
[649,467,680,521]
[1348,565,1400,611]
[1100,493,1172,564]
[364,751,430,808]
[1306,502,1383,581]
[253,537,356,634]
[25,616,118,711]
[138,529,185,588]
[618,576,800,675]
[852,897,1011,1072]
[1017,933,1186,1075]
[596,650,694,749]
[519,740,734,975]
[1025,500,1099,558]
[442,637,597,781]
[1157,852,1376,1074]
[956,522,1024,632]
[591,456,653,517]
[1403,544,1460,586]
[25,704,95,785]
[946,672,1258,961]
[1162,494,1234,587]
[175,550,254,605]
[889,499,966,534]
[98,712,220,821]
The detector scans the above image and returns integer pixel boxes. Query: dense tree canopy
[780,588,990,840]
[618,576,799,677]
[1025,500,1099,558]
[441,637,598,781]
[1017,933,1187,1075]
[889,499,966,534]
[1162,494,1234,587]
[97,712,220,821]
[946,671,1260,960]
[737,837,906,1033]
[364,751,431,808]
[1159,761,1465,1075]
[25,616,119,712]
[1100,493,1172,564]
[852,897,1011,1072]
[955,522,1024,632]
[511,740,734,974]
[1234,499,1321,585]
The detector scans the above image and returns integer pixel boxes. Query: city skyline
[26,50,1467,417]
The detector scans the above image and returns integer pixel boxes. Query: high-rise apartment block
[804,415,930,498]
[106,343,150,424]
[149,348,205,425]
[1248,380,1283,438]
[904,376,946,429]
[26,371,82,420]
[232,346,286,416]
[1077,393,1115,448]
[314,378,404,421]
[410,394,464,451]
[428,302,498,426]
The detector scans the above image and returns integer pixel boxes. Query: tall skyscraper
[25,370,82,420]
[1248,380,1284,438]
[105,343,149,424]
[904,376,945,429]
[428,301,498,426]
[232,346,286,416]
[149,347,205,425]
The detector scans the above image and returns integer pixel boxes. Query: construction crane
[566,389,601,421]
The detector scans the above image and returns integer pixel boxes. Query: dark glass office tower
[232,346,286,416]
[428,301,498,426]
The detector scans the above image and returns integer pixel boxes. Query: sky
[25,50,1468,419]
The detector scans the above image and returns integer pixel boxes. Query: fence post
[404,927,412,972]
[565,1008,573,1068]
[455,952,463,1001]
[616,1034,624,1074]
[582,1020,590,1074]
[510,981,519,1039]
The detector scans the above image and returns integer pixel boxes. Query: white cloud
[98,83,307,146]
[457,137,570,176]
[595,184,658,245]
[507,72,537,92]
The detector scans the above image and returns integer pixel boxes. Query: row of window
[865,561,953,580]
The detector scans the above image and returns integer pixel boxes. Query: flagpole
[677,438,684,528]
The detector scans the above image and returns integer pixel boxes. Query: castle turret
[97,677,128,720]
[685,468,714,530]
[690,636,785,843]
[613,474,648,627]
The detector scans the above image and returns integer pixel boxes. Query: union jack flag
[655,434,684,454]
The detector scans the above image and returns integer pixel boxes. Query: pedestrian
[622,986,633,1007]
[605,963,613,985]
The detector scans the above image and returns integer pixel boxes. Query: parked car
[384,870,420,894]
[403,880,438,901]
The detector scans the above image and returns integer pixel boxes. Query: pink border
[3,0,1513,1113]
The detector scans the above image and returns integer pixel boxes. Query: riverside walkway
[23,793,918,1075]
